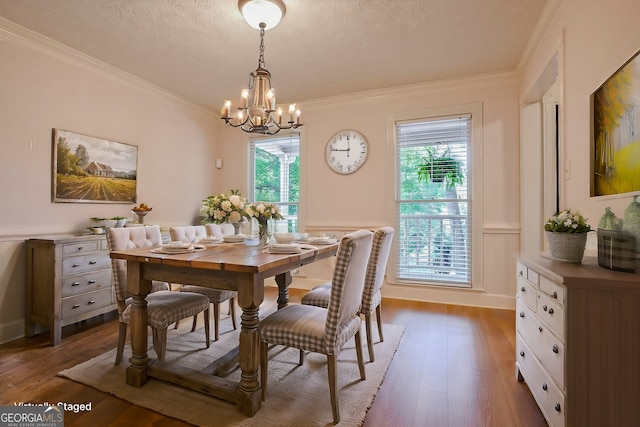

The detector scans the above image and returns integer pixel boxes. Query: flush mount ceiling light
[238,0,286,30]
[220,0,302,135]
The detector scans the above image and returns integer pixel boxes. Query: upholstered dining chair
[108,225,210,364]
[205,223,235,239]
[301,227,394,362]
[259,229,373,424]
[170,225,238,341]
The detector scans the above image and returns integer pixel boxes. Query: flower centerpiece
[200,190,249,233]
[544,209,591,263]
[245,202,284,245]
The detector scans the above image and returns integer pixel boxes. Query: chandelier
[220,0,302,135]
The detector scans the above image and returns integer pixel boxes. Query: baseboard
[287,278,516,310]
[0,319,26,345]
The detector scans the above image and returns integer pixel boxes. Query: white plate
[223,235,245,243]
[164,241,191,249]
[272,243,299,250]
[151,247,194,254]
[264,246,302,254]
[150,244,205,254]
[200,237,221,244]
[308,238,338,245]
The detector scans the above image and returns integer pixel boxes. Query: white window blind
[395,115,472,287]
[249,133,300,232]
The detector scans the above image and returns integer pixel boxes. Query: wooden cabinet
[516,255,640,427]
[25,234,116,345]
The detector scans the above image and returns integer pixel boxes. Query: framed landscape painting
[52,129,138,203]
[591,49,640,197]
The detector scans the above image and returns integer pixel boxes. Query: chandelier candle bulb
[289,104,295,122]
[267,89,276,110]
[223,100,231,118]
[296,109,301,124]
[241,89,249,108]
[277,107,283,124]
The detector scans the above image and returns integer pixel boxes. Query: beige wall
[2,0,637,343]
[217,74,522,309]
[0,21,218,342]
[520,0,640,241]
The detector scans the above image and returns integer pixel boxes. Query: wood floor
[0,287,548,427]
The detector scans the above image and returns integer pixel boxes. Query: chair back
[205,223,235,239]
[360,227,395,314]
[107,225,165,307]
[324,229,373,352]
[170,225,206,243]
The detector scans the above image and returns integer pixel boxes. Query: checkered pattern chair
[170,225,237,341]
[301,227,394,362]
[259,229,373,424]
[108,226,210,364]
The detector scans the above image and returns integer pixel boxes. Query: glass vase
[258,218,270,246]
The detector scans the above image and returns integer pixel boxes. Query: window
[394,114,473,287]
[248,133,300,231]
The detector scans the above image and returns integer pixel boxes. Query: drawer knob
[548,307,554,315]
[72,304,80,309]
[543,305,548,312]
[519,312,525,318]
[519,351,525,357]
[519,270,524,276]
[552,344,559,354]
[552,291,558,299]
[88,300,96,305]
[538,326,543,332]
[89,261,97,265]
[71,282,80,287]
[520,286,525,292]
[542,383,548,391]
[77,246,83,251]
[88,280,96,284]
[72,264,80,268]
[555,403,561,412]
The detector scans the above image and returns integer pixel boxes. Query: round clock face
[325,129,369,174]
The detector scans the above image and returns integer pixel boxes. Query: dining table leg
[275,271,292,309]
[236,273,263,416]
[125,260,151,387]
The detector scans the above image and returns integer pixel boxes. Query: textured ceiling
[0,0,550,112]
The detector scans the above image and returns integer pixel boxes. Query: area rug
[58,321,404,426]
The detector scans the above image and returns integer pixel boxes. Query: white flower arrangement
[200,190,248,224]
[544,209,591,234]
[245,202,284,223]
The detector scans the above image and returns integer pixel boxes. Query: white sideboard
[516,255,640,427]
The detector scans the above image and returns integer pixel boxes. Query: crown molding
[0,17,211,117]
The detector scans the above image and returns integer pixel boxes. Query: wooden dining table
[109,240,338,417]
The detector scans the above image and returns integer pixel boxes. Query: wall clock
[325,129,369,174]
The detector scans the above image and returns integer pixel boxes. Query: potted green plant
[416,147,464,189]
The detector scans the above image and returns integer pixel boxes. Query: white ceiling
[0,0,551,112]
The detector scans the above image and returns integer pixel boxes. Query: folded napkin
[266,244,302,254]
[164,241,192,249]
